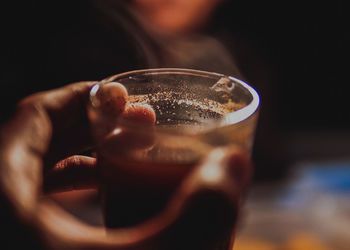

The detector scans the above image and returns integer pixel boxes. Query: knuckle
[69,155,82,168]
[16,94,45,115]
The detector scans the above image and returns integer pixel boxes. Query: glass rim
[92,68,260,133]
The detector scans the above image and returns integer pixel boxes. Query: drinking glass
[88,68,259,250]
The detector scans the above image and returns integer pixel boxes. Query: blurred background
[1,0,348,249]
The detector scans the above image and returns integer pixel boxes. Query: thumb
[149,148,252,250]
[44,155,98,193]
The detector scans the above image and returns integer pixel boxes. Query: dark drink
[98,133,234,250]
[99,153,198,228]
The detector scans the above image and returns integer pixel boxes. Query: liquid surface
[128,92,244,128]
[100,91,251,166]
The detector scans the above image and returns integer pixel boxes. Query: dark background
[213,1,347,130]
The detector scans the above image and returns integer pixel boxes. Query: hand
[0,81,99,249]
[0,81,252,250]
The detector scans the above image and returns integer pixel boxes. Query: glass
[88,68,259,250]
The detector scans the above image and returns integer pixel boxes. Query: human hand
[0,81,252,250]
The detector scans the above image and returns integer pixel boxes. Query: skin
[97,82,128,117]
[132,0,224,35]
[0,81,252,250]
[123,103,157,125]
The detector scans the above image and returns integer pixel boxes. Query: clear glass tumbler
[88,68,260,250]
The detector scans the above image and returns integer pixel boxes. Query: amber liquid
[101,161,190,225]
[99,133,203,226]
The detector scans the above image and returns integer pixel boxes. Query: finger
[19,81,97,132]
[16,82,100,166]
[44,125,94,169]
[122,103,156,125]
[38,81,128,166]
[159,149,249,249]
[88,82,128,141]
[43,155,98,193]
[99,103,156,155]
[93,82,128,117]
